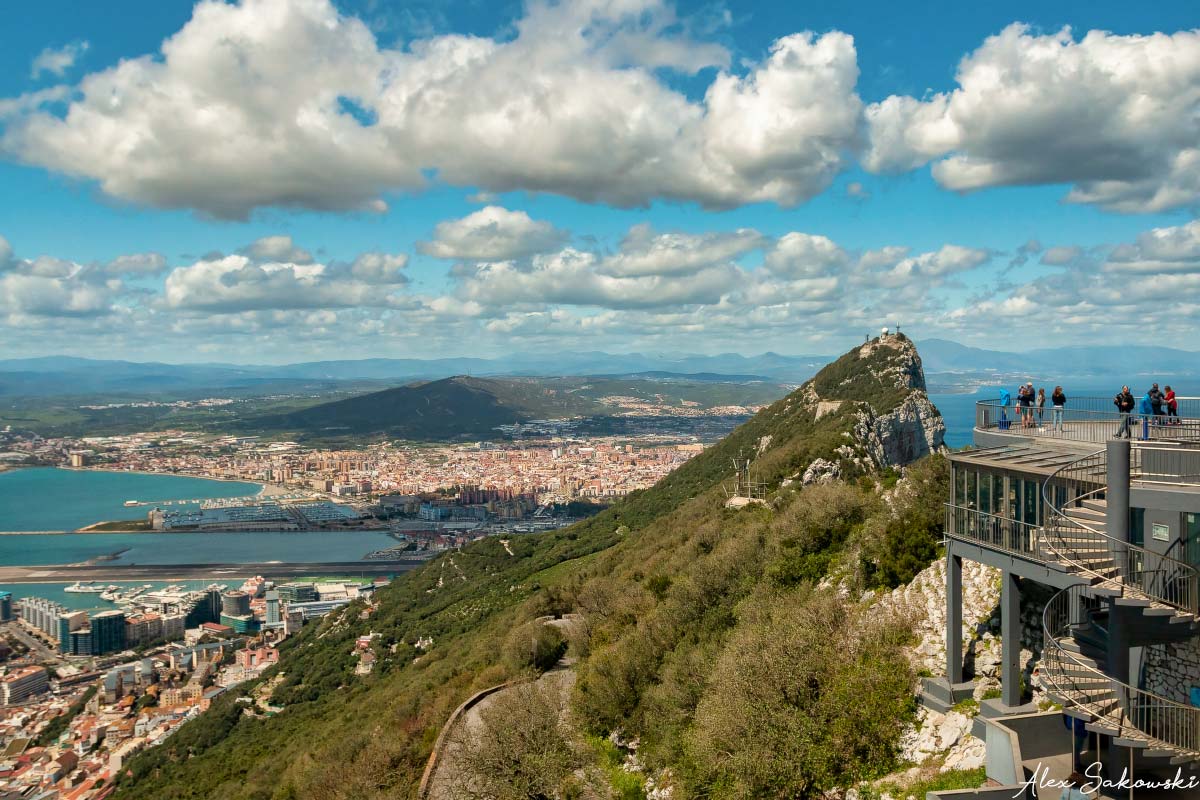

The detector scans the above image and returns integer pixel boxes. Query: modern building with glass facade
[936,395,1200,791]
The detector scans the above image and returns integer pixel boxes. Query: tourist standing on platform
[998,387,1012,427]
[1051,386,1066,433]
[1114,386,1135,438]
[1166,385,1179,424]
[1036,387,1046,424]
[1150,383,1165,422]
[1018,382,1035,428]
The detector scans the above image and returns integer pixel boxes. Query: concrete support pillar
[1104,601,1132,780]
[1106,438,1130,548]
[1001,569,1022,707]
[946,545,963,684]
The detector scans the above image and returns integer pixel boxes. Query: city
[0,575,383,800]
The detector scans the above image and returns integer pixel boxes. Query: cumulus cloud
[0,239,117,317]
[105,253,168,276]
[932,219,1200,343]
[343,252,409,284]
[864,24,1200,212]
[30,42,88,79]
[0,0,863,218]
[241,235,313,265]
[455,249,742,310]
[419,206,568,261]
[599,224,765,277]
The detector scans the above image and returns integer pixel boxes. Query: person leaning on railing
[1114,385,1135,438]
[1051,386,1066,433]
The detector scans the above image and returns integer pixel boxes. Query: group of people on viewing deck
[1112,382,1180,438]
[996,382,1182,437]
[999,383,1068,432]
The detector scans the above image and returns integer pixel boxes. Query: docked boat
[64,581,106,594]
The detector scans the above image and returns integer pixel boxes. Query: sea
[0,468,397,607]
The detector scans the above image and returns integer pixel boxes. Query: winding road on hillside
[422,615,584,800]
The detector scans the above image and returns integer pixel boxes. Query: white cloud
[0,239,117,318]
[344,252,409,284]
[419,206,568,261]
[763,232,848,278]
[455,248,742,310]
[241,235,313,265]
[162,255,406,312]
[864,24,1200,212]
[0,0,863,218]
[106,253,168,276]
[30,42,89,79]
[599,224,764,277]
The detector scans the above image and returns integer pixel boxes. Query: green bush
[504,622,567,674]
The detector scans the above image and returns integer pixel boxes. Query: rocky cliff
[792,333,945,485]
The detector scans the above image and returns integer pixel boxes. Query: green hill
[112,334,950,800]
[246,374,790,441]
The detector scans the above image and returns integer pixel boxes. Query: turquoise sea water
[0,469,397,599]
[0,529,397,566]
[0,467,261,531]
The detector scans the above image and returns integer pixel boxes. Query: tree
[450,681,580,800]
[686,590,915,798]
[504,622,567,674]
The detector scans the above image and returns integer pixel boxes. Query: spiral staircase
[1039,449,1200,766]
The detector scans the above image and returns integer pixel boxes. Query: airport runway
[0,559,429,584]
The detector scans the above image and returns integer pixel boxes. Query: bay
[0,467,261,531]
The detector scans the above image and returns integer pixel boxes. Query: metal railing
[1042,584,1200,756]
[1041,449,1200,613]
[1131,443,1200,487]
[944,503,1040,557]
[976,398,1200,445]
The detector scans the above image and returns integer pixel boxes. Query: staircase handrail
[1041,450,1200,615]
[1042,584,1200,756]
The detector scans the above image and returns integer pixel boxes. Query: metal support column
[1001,569,1021,708]
[947,544,963,684]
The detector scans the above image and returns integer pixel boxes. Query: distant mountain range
[915,339,1200,382]
[2,341,1197,398]
[0,352,827,397]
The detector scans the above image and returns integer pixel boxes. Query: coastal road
[0,559,430,584]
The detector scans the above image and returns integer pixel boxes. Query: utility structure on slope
[936,390,1200,795]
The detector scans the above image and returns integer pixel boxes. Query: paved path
[424,615,584,800]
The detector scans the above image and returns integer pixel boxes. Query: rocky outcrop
[795,334,946,481]
[851,392,945,469]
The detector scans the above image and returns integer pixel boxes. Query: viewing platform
[974,396,1200,450]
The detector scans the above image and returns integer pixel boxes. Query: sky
[0,0,1198,364]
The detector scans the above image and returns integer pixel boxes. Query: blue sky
[0,0,1198,362]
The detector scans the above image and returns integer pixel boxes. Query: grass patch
[587,736,646,800]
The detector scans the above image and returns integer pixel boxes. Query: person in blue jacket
[998,387,1012,427]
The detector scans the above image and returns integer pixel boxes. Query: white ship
[124,500,139,507]
[64,581,106,594]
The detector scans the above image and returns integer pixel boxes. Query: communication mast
[725,449,766,501]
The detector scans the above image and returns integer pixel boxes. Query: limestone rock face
[852,392,945,468]
[801,458,841,485]
[796,334,946,480]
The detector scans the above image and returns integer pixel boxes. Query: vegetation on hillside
[112,339,949,800]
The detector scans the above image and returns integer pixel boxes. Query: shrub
[504,622,568,674]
